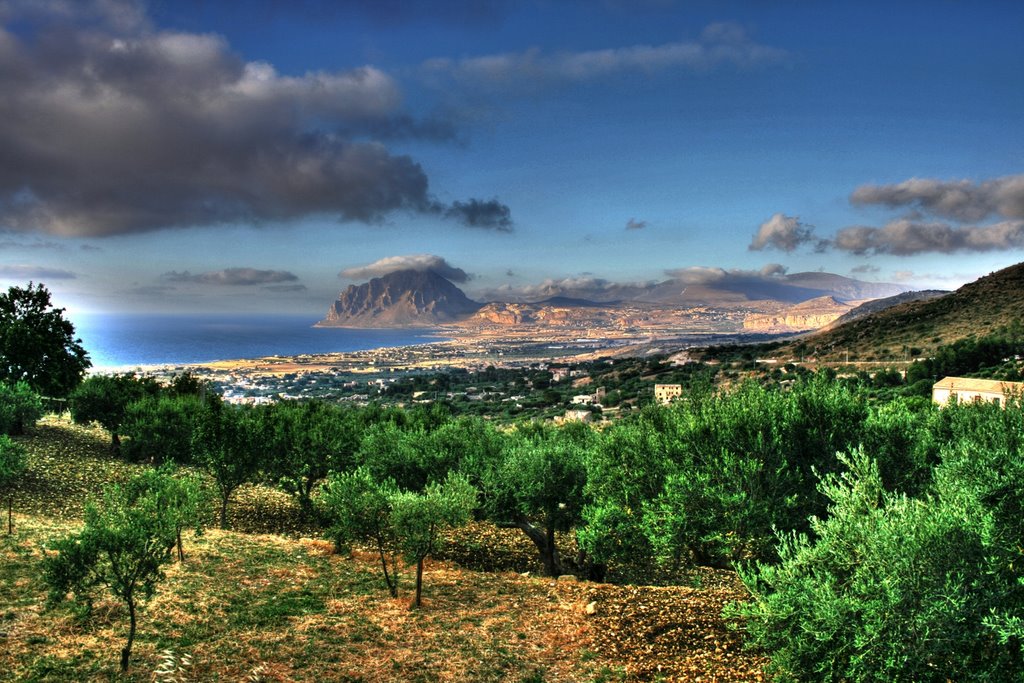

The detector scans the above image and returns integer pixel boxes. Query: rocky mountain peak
[317,269,482,327]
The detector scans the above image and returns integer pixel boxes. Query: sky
[1,0,1022,316]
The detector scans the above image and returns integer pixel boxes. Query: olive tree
[391,473,476,607]
[43,470,181,672]
[481,424,589,577]
[322,469,475,607]
[0,380,43,436]
[69,374,160,450]
[192,402,264,528]
[0,435,27,534]
[320,467,400,597]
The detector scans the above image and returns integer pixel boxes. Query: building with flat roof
[932,376,1023,407]
[654,383,683,405]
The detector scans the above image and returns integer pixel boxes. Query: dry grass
[0,417,768,682]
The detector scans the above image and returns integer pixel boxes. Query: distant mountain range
[317,268,912,328]
[772,261,1024,361]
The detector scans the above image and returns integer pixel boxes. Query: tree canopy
[0,283,90,397]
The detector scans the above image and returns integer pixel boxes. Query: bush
[735,446,1024,681]
[120,394,208,464]
[0,381,43,435]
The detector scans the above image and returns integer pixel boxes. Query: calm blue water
[70,314,441,369]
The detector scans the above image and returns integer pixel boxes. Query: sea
[69,313,442,370]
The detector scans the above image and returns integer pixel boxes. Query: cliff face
[743,296,853,332]
[318,269,482,327]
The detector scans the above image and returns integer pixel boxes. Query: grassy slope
[1,417,767,682]
[779,260,1024,362]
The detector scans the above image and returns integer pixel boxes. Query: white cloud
[340,254,469,282]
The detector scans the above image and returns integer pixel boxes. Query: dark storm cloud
[0,1,511,237]
[163,268,299,286]
[850,175,1024,223]
[833,219,1024,256]
[440,199,513,232]
[340,255,470,283]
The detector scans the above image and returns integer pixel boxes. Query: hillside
[782,261,1024,361]
[823,290,949,329]
[1,417,767,681]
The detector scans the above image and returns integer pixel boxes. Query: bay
[69,313,441,369]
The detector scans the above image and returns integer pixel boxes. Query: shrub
[0,381,44,435]
[735,447,1024,681]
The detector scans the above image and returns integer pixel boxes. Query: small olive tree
[320,466,400,597]
[0,435,28,534]
[192,402,263,528]
[320,470,475,607]
[391,473,476,608]
[43,470,182,672]
[0,381,44,436]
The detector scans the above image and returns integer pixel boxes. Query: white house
[931,376,1023,407]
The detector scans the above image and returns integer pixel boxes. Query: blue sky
[0,0,1022,315]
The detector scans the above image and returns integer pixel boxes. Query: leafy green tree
[264,401,359,513]
[320,467,400,597]
[0,282,90,397]
[579,406,676,576]
[123,465,208,562]
[0,380,43,435]
[193,402,265,528]
[120,394,207,465]
[481,424,589,576]
[0,435,27,534]
[357,421,430,492]
[44,472,180,672]
[390,472,476,607]
[69,374,160,450]
[736,446,1024,681]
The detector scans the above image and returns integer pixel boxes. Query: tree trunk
[412,557,424,608]
[111,432,120,452]
[176,527,185,562]
[219,492,230,529]
[378,546,398,597]
[498,519,567,577]
[121,595,137,672]
[7,496,12,535]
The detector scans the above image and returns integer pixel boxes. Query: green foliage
[862,397,939,495]
[390,472,476,607]
[120,394,208,465]
[319,466,400,596]
[0,434,27,490]
[320,468,475,606]
[192,402,265,528]
[43,470,181,671]
[263,401,359,512]
[0,282,90,397]
[736,444,1024,682]
[579,404,678,572]
[0,380,43,435]
[123,465,209,562]
[481,424,590,576]
[69,374,160,448]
